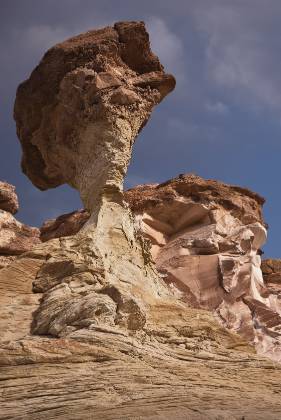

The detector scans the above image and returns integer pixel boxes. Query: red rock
[262,258,281,294]
[14,21,175,203]
[0,181,19,214]
[40,209,90,242]
[0,181,40,269]
[0,210,40,256]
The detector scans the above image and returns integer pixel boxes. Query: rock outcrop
[125,176,281,362]
[0,182,40,269]
[125,175,280,359]
[38,174,281,363]
[0,181,18,214]
[262,258,281,293]
[40,209,90,242]
[2,21,281,419]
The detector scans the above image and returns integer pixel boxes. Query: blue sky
[1,0,281,257]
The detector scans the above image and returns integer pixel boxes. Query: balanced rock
[14,21,175,211]
[12,21,178,340]
[2,22,281,419]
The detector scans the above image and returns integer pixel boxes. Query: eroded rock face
[40,209,90,242]
[3,247,281,419]
[124,175,281,361]
[0,181,40,269]
[37,173,281,361]
[0,210,40,256]
[262,259,281,293]
[0,181,18,214]
[2,22,281,418]
[12,21,177,341]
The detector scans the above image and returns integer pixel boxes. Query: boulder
[0,210,40,256]
[0,182,40,270]
[40,209,89,242]
[0,181,19,214]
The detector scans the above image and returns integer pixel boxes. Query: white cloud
[167,117,221,144]
[206,101,229,115]
[193,2,281,113]
[147,17,186,85]
[24,25,71,52]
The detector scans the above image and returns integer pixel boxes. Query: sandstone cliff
[1,21,281,420]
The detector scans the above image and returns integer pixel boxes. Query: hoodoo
[1,21,281,420]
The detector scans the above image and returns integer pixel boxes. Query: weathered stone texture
[0,182,40,269]
[14,21,175,211]
[2,21,281,420]
[0,181,18,214]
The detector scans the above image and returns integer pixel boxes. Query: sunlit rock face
[125,174,281,361]
[2,22,281,418]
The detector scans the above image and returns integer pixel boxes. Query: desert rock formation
[14,21,175,211]
[38,174,281,362]
[0,182,40,269]
[0,181,18,214]
[125,175,281,362]
[1,21,281,419]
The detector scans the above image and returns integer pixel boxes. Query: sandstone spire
[13,21,176,337]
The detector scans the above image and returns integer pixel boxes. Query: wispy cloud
[147,17,186,85]
[193,2,281,113]
[205,101,229,115]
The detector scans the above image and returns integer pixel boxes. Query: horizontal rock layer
[1,244,281,419]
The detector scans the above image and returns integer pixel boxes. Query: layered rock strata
[2,21,281,419]
[38,174,281,362]
[12,21,178,341]
[124,175,280,359]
